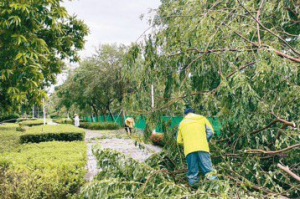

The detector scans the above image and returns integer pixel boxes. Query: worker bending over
[177,108,218,187]
[125,117,135,135]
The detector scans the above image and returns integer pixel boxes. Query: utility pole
[43,98,46,125]
[151,84,154,108]
[151,84,156,134]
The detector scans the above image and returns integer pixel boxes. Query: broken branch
[250,113,296,135]
[245,144,300,154]
[277,163,300,182]
[256,0,264,46]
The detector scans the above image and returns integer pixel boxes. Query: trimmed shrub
[0,141,86,198]
[81,118,89,122]
[0,113,20,123]
[80,122,120,130]
[0,124,20,153]
[53,118,73,124]
[19,119,46,126]
[49,114,61,119]
[16,118,32,122]
[20,125,85,144]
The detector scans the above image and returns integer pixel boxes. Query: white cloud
[63,0,161,58]
[49,0,161,93]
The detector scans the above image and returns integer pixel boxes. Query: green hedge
[19,119,47,126]
[0,124,20,153]
[80,122,120,130]
[0,113,20,123]
[16,118,32,122]
[0,141,86,198]
[52,118,73,124]
[20,125,85,144]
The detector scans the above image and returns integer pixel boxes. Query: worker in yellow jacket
[177,108,218,187]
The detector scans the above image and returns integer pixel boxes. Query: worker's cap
[184,108,195,115]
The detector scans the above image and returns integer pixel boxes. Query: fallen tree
[119,0,299,198]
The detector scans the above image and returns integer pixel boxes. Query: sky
[48,0,161,93]
[63,0,161,58]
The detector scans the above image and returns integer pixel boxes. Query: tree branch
[273,49,300,63]
[168,46,300,63]
[237,0,300,56]
[277,163,300,182]
[256,0,265,46]
[250,113,296,135]
[227,175,277,195]
[245,144,300,154]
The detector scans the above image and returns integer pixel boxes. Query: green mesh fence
[83,115,221,135]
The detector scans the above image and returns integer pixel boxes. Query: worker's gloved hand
[206,125,213,142]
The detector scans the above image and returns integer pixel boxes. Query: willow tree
[0,0,88,112]
[126,0,299,197]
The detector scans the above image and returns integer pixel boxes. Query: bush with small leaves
[79,122,120,130]
[20,125,85,143]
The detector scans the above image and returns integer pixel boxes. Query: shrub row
[0,141,87,199]
[0,113,20,123]
[0,123,20,153]
[16,118,32,122]
[20,125,85,144]
[79,122,120,130]
[52,118,73,124]
[19,119,46,126]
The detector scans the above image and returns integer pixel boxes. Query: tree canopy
[55,44,136,121]
[0,0,88,112]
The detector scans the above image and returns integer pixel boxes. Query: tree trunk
[121,109,125,126]
[103,111,106,122]
[90,112,94,122]
[91,105,98,122]
[108,105,115,122]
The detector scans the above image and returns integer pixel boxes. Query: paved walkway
[84,130,162,181]
[47,121,58,125]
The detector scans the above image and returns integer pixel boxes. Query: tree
[56,84,73,118]
[0,0,89,112]
[56,44,135,122]
[126,0,299,197]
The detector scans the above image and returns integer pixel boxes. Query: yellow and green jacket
[177,113,214,157]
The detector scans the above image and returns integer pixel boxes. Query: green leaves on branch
[0,0,89,112]
[126,0,299,197]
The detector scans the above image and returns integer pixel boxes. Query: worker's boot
[205,170,218,180]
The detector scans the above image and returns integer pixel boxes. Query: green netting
[83,115,221,135]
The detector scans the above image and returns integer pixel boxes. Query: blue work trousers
[186,151,217,186]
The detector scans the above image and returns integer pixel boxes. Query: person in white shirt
[74,114,80,127]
